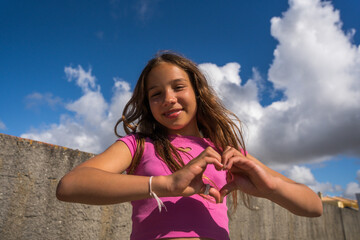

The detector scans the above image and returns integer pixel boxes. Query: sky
[1,0,360,199]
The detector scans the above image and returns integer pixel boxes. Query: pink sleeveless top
[119,134,230,240]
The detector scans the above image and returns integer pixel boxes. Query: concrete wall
[228,196,360,239]
[1,133,359,240]
[0,133,131,240]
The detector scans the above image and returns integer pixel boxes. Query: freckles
[151,100,161,105]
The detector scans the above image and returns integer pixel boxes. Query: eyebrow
[147,78,187,91]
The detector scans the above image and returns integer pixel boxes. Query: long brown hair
[114,51,251,209]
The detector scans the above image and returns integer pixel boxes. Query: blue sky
[1,0,360,199]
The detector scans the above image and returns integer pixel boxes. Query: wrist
[151,175,174,198]
[264,176,282,201]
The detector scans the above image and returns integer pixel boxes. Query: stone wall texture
[1,133,359,240]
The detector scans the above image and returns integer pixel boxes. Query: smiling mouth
[163,109,183,118]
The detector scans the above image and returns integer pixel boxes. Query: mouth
[163,108,183,118]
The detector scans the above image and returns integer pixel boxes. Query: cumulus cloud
[200,0,360,169]
[285,165,342,195]
[285,165,315,185]
[21,67,132,153]
[65,65,98,92]
[263,0,360,163]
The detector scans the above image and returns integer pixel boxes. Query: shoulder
[117,133,155,156]
[117,133,136,142]
[116,134,137,157]
[73,139,134,174]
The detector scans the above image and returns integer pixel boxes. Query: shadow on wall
[0,133,359,240]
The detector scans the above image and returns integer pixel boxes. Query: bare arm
[220,147,323,217]
[56,142,224,205]
[56,141,163,204]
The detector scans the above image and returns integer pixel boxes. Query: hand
[168,147,224,203]
[219,146,278,202]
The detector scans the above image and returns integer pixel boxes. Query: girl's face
[146,62,199,136]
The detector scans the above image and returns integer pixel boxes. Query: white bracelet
[149,176,167,212]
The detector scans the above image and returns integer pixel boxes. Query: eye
[150,91,161,98]
[174,85,185,91]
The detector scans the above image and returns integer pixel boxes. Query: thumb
[209,187,221,203]
[219,181,238,203]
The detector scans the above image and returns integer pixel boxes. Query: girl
[56,52,323,240]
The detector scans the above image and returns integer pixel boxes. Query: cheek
[149,101,160,118]
[185,92,197,110]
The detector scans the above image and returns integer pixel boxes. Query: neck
[167,126,202,138]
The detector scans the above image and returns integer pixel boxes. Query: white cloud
[0,119,6,130]
[21,67,132,153]
[25,92,63,110]
[344,182,360,199]
[65,65,98,92]
[66,91,108,127]
[199,62,264,132]
[343,169,360,199]
[199,0,360,168]
[262,0,360,165]
[285,165,315,185]
[285,165,360,199]
[285,165,339,194]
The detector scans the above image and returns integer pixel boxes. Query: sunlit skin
[147,62,200,137]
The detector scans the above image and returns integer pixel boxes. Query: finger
[199,184,220,203]
[203,147,224,168]
[230,156,259,173]
[209,187,221,203]
[205,147,222,162]
[223,154,250,171]
[207,147,224,171]
[195,147,221,164]
[221,146,241,168]
[186,155,223,176]
[221,146,233,165]
[203,156,224,170]
[219,181,238,203]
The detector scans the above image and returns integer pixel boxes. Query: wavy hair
[114,51,251,209]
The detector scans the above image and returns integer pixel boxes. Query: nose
[163,90,176,106]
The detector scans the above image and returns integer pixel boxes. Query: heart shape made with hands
[180,145,273,203]
[200,147,272,203]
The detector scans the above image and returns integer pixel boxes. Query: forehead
[146,62,190,88]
